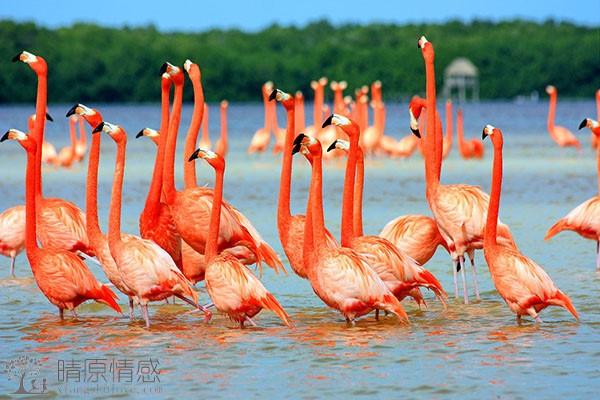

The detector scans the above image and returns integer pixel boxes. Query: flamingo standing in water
[324,115,446,308]
[442,100,453,159]
[248,82,273,154]
[93,121,211,327]
[214,100,229,157]
[28,113,57,167]
[161,62,284,276]
[591,89,600,148]
[294,91,306,134]
[482,125,579,323]
[1,129,121,318]
[66,104,138,318]
[189,148,292,328]
[199,103,212,151]
[13,51,93,258]
[56,115,78,168]
[417,37,516,304]
[456,107,484,159]
[270,88,338,279]
[74,115,87,162]
[545,85,581,151]
[545,118,600,269]
[292,133,409,324]
[0,205,26,276]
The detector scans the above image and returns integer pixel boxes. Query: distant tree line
[0,18,598,104]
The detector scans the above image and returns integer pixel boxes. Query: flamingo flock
[2,37,589,328]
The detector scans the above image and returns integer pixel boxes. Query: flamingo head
[93,121,127,144]
[545,85,556,95]
[136,127,159,140]
[292,133,320,163]
[1,129,36,153]
[184,59,201,81]
[327,139,350,154]
[160,62,184,85]
[66,103,103,129]
[418,36,434,63]
[482,124,504,148]
[12,51,47,75]
[321,113,359,137]
[188,148,225,171]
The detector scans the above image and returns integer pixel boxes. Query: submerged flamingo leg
[128,298,135,320]
[10,257,16,277]
[469,256,480,300]
[244,315,257,327]
[459,255,468,304]
[59,308,64,319]
[71,309,78,318]
[596,241,600,270]
[173,294,212,322]
[453,259,459,299]
[139,304,151,328]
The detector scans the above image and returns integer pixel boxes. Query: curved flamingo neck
[86,130,103,246]
[67,118,77,164]
[184,69,205,189]
[205,164,225,264]
[423,45,441,195]
[445,101,453,146]
[219,102,228,152]
[277,100,296,232]
[457,108,466,149]
[108,135,127,247]
[341,123,360,247]
[163,77,184,205]
[24,138,40,256]
[310,151,327,252]
[295,93,305,133]
[547,91,557,132]
[79,117,87,145]
[34,69,48,199]
[353,147,365,238]
[485,133,504,249]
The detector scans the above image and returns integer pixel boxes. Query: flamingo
[56,115,78,168]
[28,113,57,167]
[214,100,229,157]
[591,89,600,148]
[161,62,284,276]
[13,51,93,258]
[1,129,121,318]
[442,100,453,159]
[456,107,485,159]
[482,125,579,323]
[294,91,306,134]
[324,115,446,308]
[74,115,87,162]
[271,91,287,155]
[330,80,349,116]
[545,85,581,150]
[189,148,292,328]
[0,205,26,276]
[417,36,516,304]
[545,118,600,269]
[93,121,211,327]
[248,81,273,154]
[66,105,138,318]
[393,132,420,158]
[292,133,409,324]
[304,77,328,139]
[270,88,338,279]
[199,103,212,151]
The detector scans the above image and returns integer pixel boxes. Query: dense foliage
[0,19,598,103]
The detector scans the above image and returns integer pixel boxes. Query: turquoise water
[0,100,598,399]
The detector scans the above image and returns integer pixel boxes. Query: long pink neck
[79,117,87,146]
[24,138,40,257]
[457,108,465,145]
[205,163,224,264]
[34,70,47,199]
[547,91,557,132]
[485,134,503,249]
[262,85,271,131]
[85,130,103,247]
[108,135,127,248]
[277,101,296,234]
[67,118,77,163]
[341,124,360,247]
[313,86,323,127]
[423,48,441,196]
[597,135,600,195]
[353,147,365,237]
[220,103,228,151]
[295,93,305,134]
[183,71,205,189]
[445,101,453,145]
[163,77,184,205]
[310,152,326,252]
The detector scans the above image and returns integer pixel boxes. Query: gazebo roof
[444,57,478,77]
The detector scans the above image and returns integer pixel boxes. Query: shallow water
[0,99,599,399]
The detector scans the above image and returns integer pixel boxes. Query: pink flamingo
[199,103,212,151]
[292,133,408,324]
[74,115,87,162]
[545,85,581,150]
[270,88,338,279]
[56,115,78,168]
[13,51,93,258]
[482,124,579,323]
[591,89,600,148]
[214,100,229,157]
[456,107,485,159]
[294,91,306,134]
[1,129,121,318]
[248,82,273,154]
[28,113,57,167]
[442,100,453,159]
[93,121,211,327]
[189,148,292,327]
[417,37,516,304]
[0,205,26,276]
[545,118,600,269]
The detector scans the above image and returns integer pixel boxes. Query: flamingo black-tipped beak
[65,104,78,117]
[268,90,277,101]
[1,131,10,142]
[188,148,201,161]
[482,128,488,140]
[291,142,302,155]
[136,130,145,139]
[159,62,168,76]
[92,122,105,134]
[321,114,334,128]
[45,112,53,122]
[579,119,588,130]
[326,141,338,152]
[411,127,421,138]
[11,53,21,62]
[293,133,307,146]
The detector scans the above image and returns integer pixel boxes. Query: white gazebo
[442,57,479,102]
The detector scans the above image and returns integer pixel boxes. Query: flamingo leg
[128,297,135,320]
[375,309,380,320]
[459,255,468,304]
[76,250,101,266]
[244,315,257,327]
[138,304,151,328]
[469,255,480,301]
[596,241,600,270]
[71,309,78,318]
[173,294,212,322]
[453,259,459,299]
[59,308,64,319]
[10,257,16,277]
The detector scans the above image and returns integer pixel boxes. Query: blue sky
[1,0,598,32]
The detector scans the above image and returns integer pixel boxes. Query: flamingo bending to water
[248,82,273,154]
[545,85,581,150]
[1,129,121,318]
[482,125,579,322]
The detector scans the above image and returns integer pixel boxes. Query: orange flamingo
[294,91,306,134]
[292,133,408,324]
[304,77,328,139]
[161,62,284,276]
[13,51,93,258]
[189,148,292,327]
[591,89,600,148]
[270,88,338,279]
[324,115,446,308]
[442,100,453,159]
[93,121,211,327]
[482,124,579,322]
[214,100,229,157]
[199,103,212,151]
[56,115,78,168]
[1,129,121,318]
[456,107,484,159]
[28,113,57,167]
[66,105,138,318]
[271,90,287,155]
[417,36,516,304]
[545,85,581,150]
[330,80,349,116]
[0,205,26,276]
[74,115,87,162]
[545,118,600,269]
[248,81,273,154]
